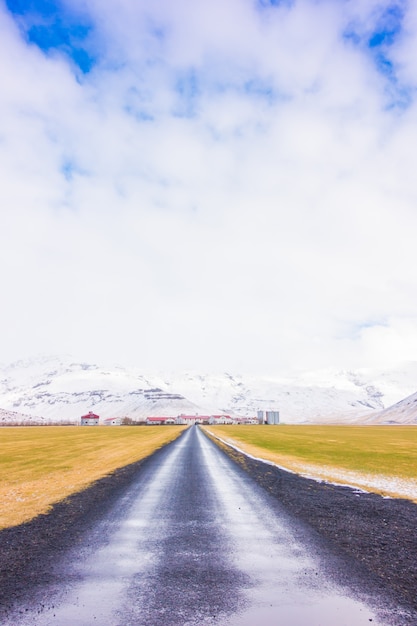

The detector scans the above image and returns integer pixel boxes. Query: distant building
[145,413,260,425]
[235,417,258,424]
[257,410,280,424]
[146,416,177,425]
[208,415,233,425]
[80,411,100,426]
[266,411,280,425]
[103,417,122,426]
[176,414,210,425]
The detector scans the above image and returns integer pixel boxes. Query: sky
[1,0,417,375]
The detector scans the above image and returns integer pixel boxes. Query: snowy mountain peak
[361,390,417,425]
[0,356,416,425]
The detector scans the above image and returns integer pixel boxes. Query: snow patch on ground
[211,434,417,503]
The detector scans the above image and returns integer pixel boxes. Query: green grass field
[205,425,417,500]
[0,425,185,529]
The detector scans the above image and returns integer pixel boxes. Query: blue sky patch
[5,0,97,74]
[343,3,404,51]
[243,78,278,104]
[339,318,388,342]
[368,4,404,49]
[123,105,155,124]
[6,0,57,16]
[374,52,394,76]
[173,69,200,118]
[256,0,293,8]
[61,158,75,181]
[343,3,409,109]
[61,157,90,181]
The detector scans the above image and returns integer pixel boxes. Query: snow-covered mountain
[153,366,417,423]
[0,355,416,424]
[361,390,417,425]
[0,356,200,424]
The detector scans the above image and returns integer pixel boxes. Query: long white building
[145,414,259,425]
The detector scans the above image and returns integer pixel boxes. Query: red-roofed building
[144,413,260,426]
[103,417,122,426]
[209,415,233,424]
[146,416,176,425]
[81,411,100,426]
[176,414,211,425]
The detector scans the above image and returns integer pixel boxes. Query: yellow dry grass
[204,425,417,502]
[0,425,186,530]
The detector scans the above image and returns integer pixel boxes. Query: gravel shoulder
[209,434,417,615]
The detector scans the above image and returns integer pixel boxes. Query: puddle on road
[228,594,380,626]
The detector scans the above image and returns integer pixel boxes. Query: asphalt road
[3,426,408,625]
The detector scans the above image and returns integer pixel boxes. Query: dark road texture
[0,426,415,625]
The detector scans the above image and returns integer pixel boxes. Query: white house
[208,415,233,425]
[103,417,122,426]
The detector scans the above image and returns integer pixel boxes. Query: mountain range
[1,355,417,425]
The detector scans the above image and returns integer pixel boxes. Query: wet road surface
[4,426,407,625]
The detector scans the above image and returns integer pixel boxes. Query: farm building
[176,414,212,425]
[208,415,233,425]
[257,410,280,424]
[146,416,177,425]
[145,413,266,425]
[103,417,122,426]
[266,411,280,425]
[234,417,259,424]
[80,411,100,426]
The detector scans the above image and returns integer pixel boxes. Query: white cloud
[0,0,417,374]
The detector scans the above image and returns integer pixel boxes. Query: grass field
[0,425,185,530]
[204,425,417,501]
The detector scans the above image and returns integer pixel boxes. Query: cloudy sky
[1,0,417,374]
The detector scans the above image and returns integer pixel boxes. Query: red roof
[146,416,174,421]
[179,415,210,419]
[81,411,99,419]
